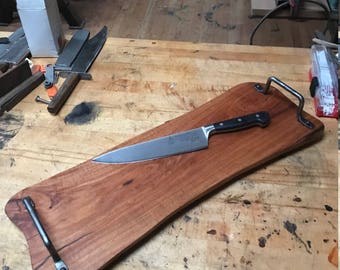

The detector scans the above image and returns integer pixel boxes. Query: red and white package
[309,45,338,118]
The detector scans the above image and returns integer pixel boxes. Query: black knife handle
[212,111,270,133]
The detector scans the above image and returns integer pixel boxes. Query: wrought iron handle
[22,197,68,270]
[254,76,314,129]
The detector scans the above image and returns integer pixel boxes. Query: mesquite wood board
[5,82,324,270]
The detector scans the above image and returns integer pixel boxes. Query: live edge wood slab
[0,35,337,270]
[5,80,324,270]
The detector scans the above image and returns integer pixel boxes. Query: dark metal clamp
[254,76,314,129]
[22,197,68,270]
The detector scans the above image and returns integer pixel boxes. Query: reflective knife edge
[92,111,270,164]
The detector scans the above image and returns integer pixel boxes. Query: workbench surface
[0,35,338,269]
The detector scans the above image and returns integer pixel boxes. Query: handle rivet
[237,118,242,122]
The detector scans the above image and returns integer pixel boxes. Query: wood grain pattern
[0,0,327,47]
[5,82,324,270]
[0,35,337,270]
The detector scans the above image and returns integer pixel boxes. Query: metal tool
[55,29,90,69]
[45,64,58,85]
[35,95,50,104]
[43,29,90,89]
[64,26,107,74]
[0,37,9,44]
[254,76,314,128]
[22,196,68,270]
[92,111,270,164]
[0,27,30,64]
[47,26,107,115]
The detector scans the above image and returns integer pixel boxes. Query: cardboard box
[17,0,65,57]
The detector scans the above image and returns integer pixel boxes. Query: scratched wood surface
[0,35,338,269]
[4,81,325,270]
[0,0,327,47]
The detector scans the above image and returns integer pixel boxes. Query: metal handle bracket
[254,76,314,129]
[22,196,68,270]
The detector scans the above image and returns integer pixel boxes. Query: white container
[17,0,65,57]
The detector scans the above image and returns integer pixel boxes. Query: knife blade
[92,111,270,164]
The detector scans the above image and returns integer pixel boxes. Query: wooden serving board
[5,82,324,270]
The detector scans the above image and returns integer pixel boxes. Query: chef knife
[92,111,270,164]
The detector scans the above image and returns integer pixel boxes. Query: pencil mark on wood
[328,220,337,230]
[284,167,289,175]
[9,157,15,167]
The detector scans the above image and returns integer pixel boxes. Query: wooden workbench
[0,35,338,269]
